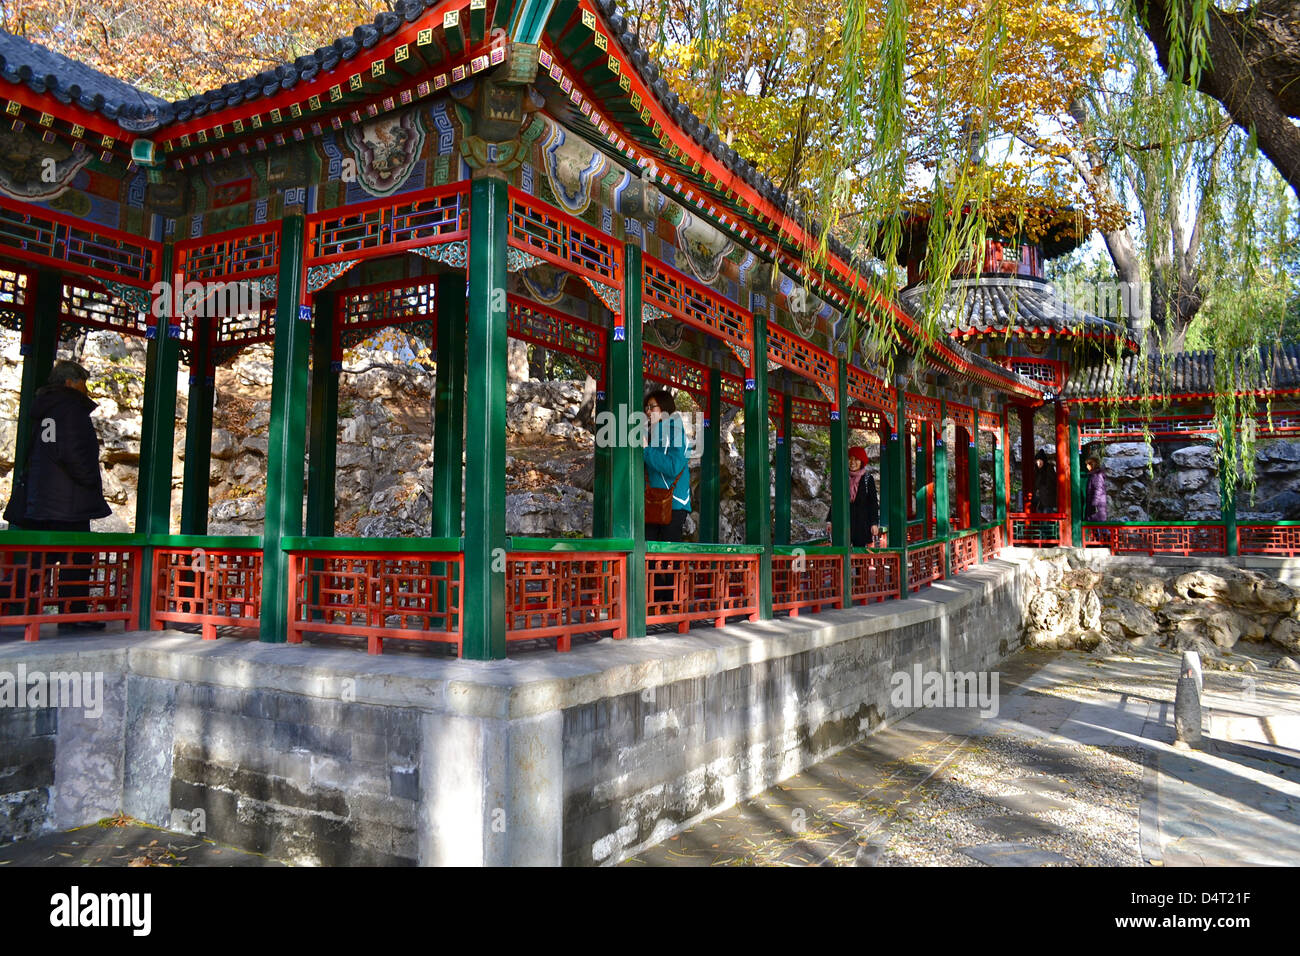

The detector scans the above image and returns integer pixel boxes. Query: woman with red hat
[825,445,880,547]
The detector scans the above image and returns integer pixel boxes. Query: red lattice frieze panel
[719,371,745,407]
[789,395,833,427]
[510,295,606,366]
[948,402,977,438]
[508,190,621,290]
[772,553,843,614]
[176,224,279,284]
[905,392,941,425]
[978,410,1002,436]
[847,406,888,434]
[0,267,31,333]
[980,525,1004,560]
[907,543,946,592]
[1238,525,1300,556]
[505,553,626,651]
[0,196,157,287]
[907,522,926,544]
[851,552,900,604]
[61,280,150,338]
[307,183,468,265]
[151,548,261,639]
[1083,524,1226,556]
[995,356,1066,391]
[846,364,896,414]
[644,343,708,398]
[287,551,463,655]
[646,554,759,630]
[0,544,141,642]
[766,321,837,395]
[1010,514,1064,547]
[950,532,980,576]
[643,256,751,360]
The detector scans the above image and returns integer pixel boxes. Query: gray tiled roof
[898,276,1133,342]
[1064,345,1300,399]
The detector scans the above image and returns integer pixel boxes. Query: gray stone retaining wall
[0,554,1026,865]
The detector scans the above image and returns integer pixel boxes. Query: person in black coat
[824,446,880,547]
[3,360,111,627]
[1032,450,1058,514]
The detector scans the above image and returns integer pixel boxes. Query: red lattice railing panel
[950,531,980,575]
[851,552,900,604]
[980,525,1004,560]
[505,552,625,651]
[643,255,751,359]
[508,190,621,291]
[1083,524,1226,556]
[646,553,758,629]
[1010,514,1064,547]
[307,183,468,265]
[907,542,946,592]
[907,522,926,544]
[287,551,463,655]
[1238,525,1300,556]
[0,544,142,642]
[772,553,843,614]
[151,548,261,639]
[176,224,279,284]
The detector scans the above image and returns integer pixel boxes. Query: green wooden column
[611,242,646,636]
[463,178,509,659]
[774,390,792,547]
[935,405,950,545]
[995,409,1008,529]
[697,367,722,543]
[1222,465,1239,556]
[12,269,62,484]
[306,291,339,538]
[180,317,215,535]
[889,383,909,599]
[136,244,180,627]
[915,421,931,536]
[832,357,852,600]
[432,273,466,540]
[259,216,310,643]
[592,388,612,538]
[745,316,772,618]
[1069,418,1083,546]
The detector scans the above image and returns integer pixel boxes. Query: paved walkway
[627,646,1300,866]
[0,817,285,867]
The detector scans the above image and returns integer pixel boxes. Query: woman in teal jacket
[644,388,691,542]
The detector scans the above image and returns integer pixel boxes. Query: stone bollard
[1174,650,1203,747]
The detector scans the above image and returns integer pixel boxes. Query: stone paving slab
[0,819,286,867]
[958,842,1074,866]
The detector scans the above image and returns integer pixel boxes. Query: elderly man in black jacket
[3,360,112,628]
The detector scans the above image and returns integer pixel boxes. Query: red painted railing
[907,543,946,592]
[1009,513,1064,547]
[772,553,844,614]
[152,548,261,639]
[980,525,1004,561]
[0,542,141,642]
[645,553,759,630]
[505,552,626,651]
[1238,524,1300,556]
[287,550,463,655]
[907,522,926,544]
[1083,524,1226,556]
[851,552,901,603]
[950,531,980,576]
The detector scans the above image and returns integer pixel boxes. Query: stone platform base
[0,555,1028,865]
